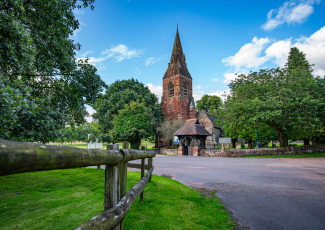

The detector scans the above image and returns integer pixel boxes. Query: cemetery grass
[247,153,325,158]
[0,168,234,230]
[58,141,156,150]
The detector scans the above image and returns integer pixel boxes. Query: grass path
[0,168,234,230]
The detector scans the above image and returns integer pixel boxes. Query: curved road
[130,155,325,230]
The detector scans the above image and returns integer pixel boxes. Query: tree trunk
[130,139,141,150]
[247,140,253,149]
[278,130,288,147]
[303,138,310,146]
[155,134,159,148]
[231,138,236,149]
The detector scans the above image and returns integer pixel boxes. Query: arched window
[168,81,174,98]
[183,82,188,98]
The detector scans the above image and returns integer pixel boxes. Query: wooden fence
[0,140,156,230]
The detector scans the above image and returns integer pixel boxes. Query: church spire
[171,28,184,63]
[163,28,192,79]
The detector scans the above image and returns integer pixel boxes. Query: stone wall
[199,145,325,157]
[160,149,178,155]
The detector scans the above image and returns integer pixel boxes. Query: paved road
[129,155,325,230]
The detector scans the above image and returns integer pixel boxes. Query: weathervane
[176,22,178,29]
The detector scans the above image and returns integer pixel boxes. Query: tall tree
[111,101,153,149]
[196,95,222,113]
[0,0,106,143]
[219,47,320,147]
[93,78,163,143]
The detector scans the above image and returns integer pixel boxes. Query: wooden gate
[183,146,188,155]
[188,147,193,156]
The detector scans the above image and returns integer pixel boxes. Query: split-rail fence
[0,140,156,230]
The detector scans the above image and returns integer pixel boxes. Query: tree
[0,0,106,143]
[93,78,163,144]
[157,119,185,145]
[196,95,222,113]
[218,47,320,147]
[111,101,153,149]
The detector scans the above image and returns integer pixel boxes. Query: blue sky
[73,0,325,117]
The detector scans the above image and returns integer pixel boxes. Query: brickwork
[197,111,217,148]
[199,145,325,157]
[162,75,193,120]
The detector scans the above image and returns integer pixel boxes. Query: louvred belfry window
[168,81,174,97]
[183,83,188,98]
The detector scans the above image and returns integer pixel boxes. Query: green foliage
[196,95,222,113]
[0,0,106,143]
[218,47,322,147]
[93,78,164,143]
[111,101,153,149]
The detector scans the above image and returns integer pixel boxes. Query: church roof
[163,29,192,79]
[173,119,211,136]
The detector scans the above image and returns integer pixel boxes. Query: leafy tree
[93,78,163,144]
[0,0,106,143]
[157,119,185,145]
[111,101,153,149]
[218,47,320,147]
[196,95,222,112]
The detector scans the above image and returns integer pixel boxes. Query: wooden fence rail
[0,140,156,230]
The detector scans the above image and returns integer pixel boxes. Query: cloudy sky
[74,0,325,119]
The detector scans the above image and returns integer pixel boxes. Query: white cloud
[223,73,239,84]
[222,26,325,79]
[266,26,325,74]
[102,44,143,62]
[262,0,317,31]
[145,57,161,66]
[80,50,93,57]
[146,83,162,101]
[265,39,292,66]
[194,85,202,89]
[211,79,219,82]
[193,90,205,102]
[77,44,142,65]
[222,37,271,69]
[208,89,231,101]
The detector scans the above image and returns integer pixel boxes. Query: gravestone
[235,142,241,149]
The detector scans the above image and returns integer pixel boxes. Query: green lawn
[0,168,234,230]
[58,141,156,150]
[247,153,325,158]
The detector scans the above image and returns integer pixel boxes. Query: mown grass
[247,152,325,158]
[0,168,234,230]
[59,141,156,150]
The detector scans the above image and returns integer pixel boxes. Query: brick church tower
[161,29,196,120]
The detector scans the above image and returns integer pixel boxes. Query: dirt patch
[160,174,175,179]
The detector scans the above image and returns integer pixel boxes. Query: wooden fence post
[148,157,152,182]
[120,143,128,230]
[122,141,129,149]
[106,144,120,230]
[140,158,145,202]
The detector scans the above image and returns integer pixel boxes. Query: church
[161,28,223,154]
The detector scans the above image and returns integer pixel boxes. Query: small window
[168,81,174,97]
[183,83,188,98]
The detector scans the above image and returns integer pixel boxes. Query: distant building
[162,29,224,149]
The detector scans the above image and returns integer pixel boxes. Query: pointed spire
[171,28,184,63]
[163,28,192,79]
